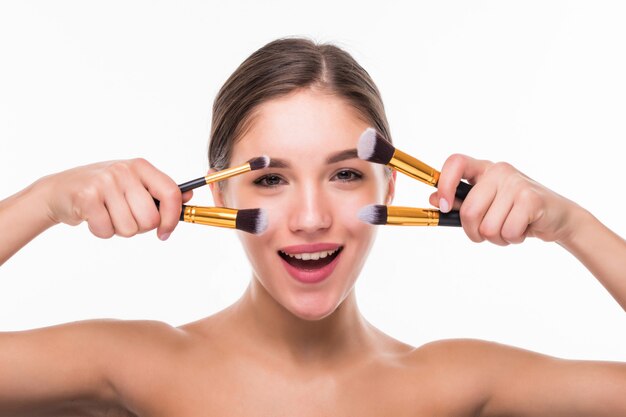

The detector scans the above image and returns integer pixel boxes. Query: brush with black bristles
[179,205,268,235]
[357,128,472,201]
[358,205,461,227]
[154,155,270,234]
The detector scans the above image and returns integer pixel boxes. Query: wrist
[556,205,597,252]
[24,176,60,228]
[0,177,59,265]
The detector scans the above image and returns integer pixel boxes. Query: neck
[229,275,374,365]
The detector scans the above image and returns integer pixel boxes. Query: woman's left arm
[557,209,626,311]
[431,155,626,415]
[432,154,626,311]
[422,338,626,417]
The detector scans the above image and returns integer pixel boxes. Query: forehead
[231,89,370,164]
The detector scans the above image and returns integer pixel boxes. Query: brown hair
[209,37,392,171]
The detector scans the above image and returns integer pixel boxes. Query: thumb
[437,154,490,213]
[429,191,463,211]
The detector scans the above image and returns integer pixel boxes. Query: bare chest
[128,360,478,417]
[137,386,430,417]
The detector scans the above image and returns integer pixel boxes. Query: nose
[287,183,332,234]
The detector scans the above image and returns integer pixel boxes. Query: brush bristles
[236,208,268,235]
[357,128,395,165]
[248,155,270,171]
[357,204,388,225]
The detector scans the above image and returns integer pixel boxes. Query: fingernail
[439,198,450,213]
[159,232,171,241]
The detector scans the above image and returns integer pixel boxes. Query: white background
[1,1,625,361]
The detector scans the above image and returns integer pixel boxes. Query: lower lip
[280,251,342,284]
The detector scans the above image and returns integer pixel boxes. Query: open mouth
[278,247,344,270]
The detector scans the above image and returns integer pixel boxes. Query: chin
[284,293,343,321]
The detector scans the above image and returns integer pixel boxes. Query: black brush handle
[178,176,207,193]
[434,179,473,201]
[454,181,473,201]
[438,210,461,227]
[153,198,185,219]
[153,177,204,221]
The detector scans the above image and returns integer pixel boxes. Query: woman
[1,38,625,416]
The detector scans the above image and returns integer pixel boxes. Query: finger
[459,181,497,243]
[478,192,515,246]
[102,184,139,238]
[84,203,115,239]
[437,154,492,213]
[501,202,530,244]
[182,190,193,204]
[124,176,161,233]
[429,192,438,207]
[130,159,182,239]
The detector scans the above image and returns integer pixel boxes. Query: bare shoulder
[412,337,560,364]
[412,339,626,417]
[81,319,195,413]
[402,338,556,416]
[42,318,189,356]
[409,339,506,396]
[86,319,190,367]
[61,318,191,381]
[0,318,189,415]
[410,337,562,382]
[84,318,188,345]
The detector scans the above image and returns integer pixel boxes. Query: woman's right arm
[0,159,190,414]
[0,158,190,265]
[0,319,185,416]
[0,320,124,415]
[0,178,57,265]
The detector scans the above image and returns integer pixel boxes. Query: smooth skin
[1,88,626,416]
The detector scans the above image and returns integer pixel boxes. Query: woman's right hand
[39,158,191,241]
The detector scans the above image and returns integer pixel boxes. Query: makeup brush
[358,204,461,227]
[178,155,269,192]
[357,128,472,201]
[180,205,268,235]
[153,155,270,234]
[154,155,269,207]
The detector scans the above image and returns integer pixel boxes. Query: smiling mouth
[278,247,344,270]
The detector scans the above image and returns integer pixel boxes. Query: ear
[385,169,396,205]
[208,169,227,207]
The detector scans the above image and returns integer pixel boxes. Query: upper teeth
[280,249,339,260]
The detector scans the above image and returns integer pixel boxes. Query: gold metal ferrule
[204,163,251,184]
[389,149,440,187]
[182,206,238,229]
[386,206,441,226]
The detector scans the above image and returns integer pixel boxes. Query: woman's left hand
[430,154,582,246]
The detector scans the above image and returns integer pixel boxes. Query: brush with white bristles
[180,205,268,235]
[357,128,472,201]
[358,205,461,227]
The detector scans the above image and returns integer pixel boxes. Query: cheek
[342,202,378,254]
[336,193,371,229]
[235,227,274,283]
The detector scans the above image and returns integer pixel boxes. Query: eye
[253,174,286,188]
[332,169,363,182]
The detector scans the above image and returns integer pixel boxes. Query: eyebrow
[267,148,358,168]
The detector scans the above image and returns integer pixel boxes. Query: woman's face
[212,88,394,320]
